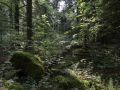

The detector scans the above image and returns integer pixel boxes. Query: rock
[10,51,44,80]
[52,69,90,90]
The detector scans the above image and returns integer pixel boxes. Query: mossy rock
[10,51,44,80]
[53,69,90,90]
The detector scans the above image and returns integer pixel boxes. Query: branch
[0,1,11,9]
[19,5,27,9]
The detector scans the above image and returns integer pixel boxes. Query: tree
[14,0,20,33]
[97,0,120,45]
[26,0,33,51]
[76,0,96,47]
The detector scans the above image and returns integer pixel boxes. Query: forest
[0,0,120,90]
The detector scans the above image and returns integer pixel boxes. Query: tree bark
[26,0,33,41]
[14,0,19,33]
[25,0,34,52]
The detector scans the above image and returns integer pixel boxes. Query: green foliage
[103,78,120,90]
[74,0,98,45]
[0,61,17,80]
[0,79,23,90]
[51,68,105,90]
[96,0,120,44]
[53,75,89,90]
[10,51,44,80]
[52,69,90,90]
[107,78,114,90]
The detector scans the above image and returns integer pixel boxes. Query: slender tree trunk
[14,0,19,33]
[25,0,34,52]
[26,0,33,41]
[76,6,80,23]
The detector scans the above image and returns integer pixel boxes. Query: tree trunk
[26,0,33,41]
[25,0,34,52]
[14,0,19,33]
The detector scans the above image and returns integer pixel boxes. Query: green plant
[0,79,23,90]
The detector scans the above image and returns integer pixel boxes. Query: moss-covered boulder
[10,51,44,80]
[52,69,90,90]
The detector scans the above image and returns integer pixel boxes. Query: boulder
[53,69,90,90]
[10,51,44,80]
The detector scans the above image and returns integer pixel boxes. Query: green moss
[53,69,90,90]
[10,51,44,80]
[8,83,23,90]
